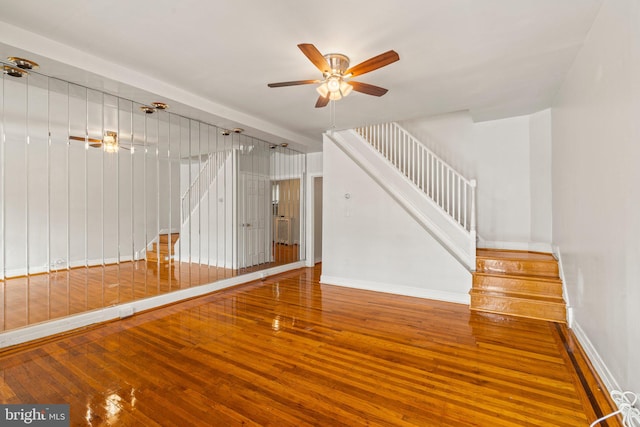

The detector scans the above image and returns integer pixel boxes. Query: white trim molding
[0,261,306,349]
[305,171,323,267]
[571,321,621,394]
[320,275,470,305]
[477,239,553,253]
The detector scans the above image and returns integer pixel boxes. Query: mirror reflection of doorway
[238,172,271,268]
[314,177,323,263]
[272,178,300,264]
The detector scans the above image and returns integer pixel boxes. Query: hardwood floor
[0,265,618,426]
[0,243,300,331]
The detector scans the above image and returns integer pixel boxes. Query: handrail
[355,122,476,234]
[181,150,230,226]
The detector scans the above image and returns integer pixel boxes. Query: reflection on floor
[0,264,612,425]
[0,243,299,332]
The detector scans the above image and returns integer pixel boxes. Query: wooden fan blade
[349,81,389,97]
[69,135,102,144]
[268,79,319,88]
[315,95,330,108]
[298,44,331,74]
[345,50,399,77]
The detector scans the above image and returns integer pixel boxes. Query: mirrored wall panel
[0,63,307,331]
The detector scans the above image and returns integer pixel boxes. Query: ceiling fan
[268,44,400,108]
[69,132,130,152]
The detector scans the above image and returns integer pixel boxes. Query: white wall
[180,151,236,267]
[321,138,471,303]
[529,109,553,245]
[551,0,640,394]
[0,76,188,277]
[473,116,532,244]
[400,111,552,248]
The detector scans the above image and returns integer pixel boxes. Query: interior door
[238,172,270,268]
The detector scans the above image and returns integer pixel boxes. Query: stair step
[473,272,563,298]
[147,233,179,264]
[470,289,566,323]
[151,242,175,255]
[159,233,180,244]
[476,249,559,278]
[471,248,565,322]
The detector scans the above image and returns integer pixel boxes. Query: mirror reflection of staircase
[144,232,299,270]
[146,233,180,266]
[470,249,566,323]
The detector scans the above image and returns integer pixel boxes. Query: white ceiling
[0,0,602,152]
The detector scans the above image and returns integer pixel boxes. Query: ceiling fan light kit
[103,131,118,153]
[268,43,399,108]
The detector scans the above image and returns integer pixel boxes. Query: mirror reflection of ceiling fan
[69,132,129,152]
[268,43,400,108]
[68,104,169,153]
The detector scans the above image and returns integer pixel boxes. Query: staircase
[181,150,230,227]
[331,123,477,270]
[146,233,179,265]
[470,249,566,322]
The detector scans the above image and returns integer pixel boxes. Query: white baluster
[470,179,477,234]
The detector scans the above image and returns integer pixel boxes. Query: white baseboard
[0,256,138,279]
[478,240,553,253]
[552,245,573,327]
[2,267,29,278]
[320,275,470,305]
[0,261,306,349]
[159,228,180,235]
[571,321,620,394]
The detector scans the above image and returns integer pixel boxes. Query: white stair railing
[181,150,230,226]
[355,122,476,234]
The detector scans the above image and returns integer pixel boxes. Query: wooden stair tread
[159,233,180,243]
[470,291,566,323]
[147,233,179,264]
[474,271,561,283]
[476,248,557,262]
[476,260,558,278]
[470,289,564,304]
[472,284,563,299]
[472,248,565,323]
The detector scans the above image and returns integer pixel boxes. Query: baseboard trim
[552,245,573,327]
[320,274,470,305]
[0,256,138,279]
[571,321,621,394]
[0,261,306,349]
[159,228,180,235]
[478,240,553,253]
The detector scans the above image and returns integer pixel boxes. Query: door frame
[305,172,323,267]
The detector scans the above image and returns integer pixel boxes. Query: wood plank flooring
[0,244,299,332]
[0,265,618,426]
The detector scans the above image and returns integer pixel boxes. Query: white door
[238,173,270,268]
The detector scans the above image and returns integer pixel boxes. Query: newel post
[469,179,477,268]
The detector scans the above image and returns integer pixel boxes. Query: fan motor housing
[324,53,350,75]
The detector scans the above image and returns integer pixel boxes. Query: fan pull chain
[330,99,336,130]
